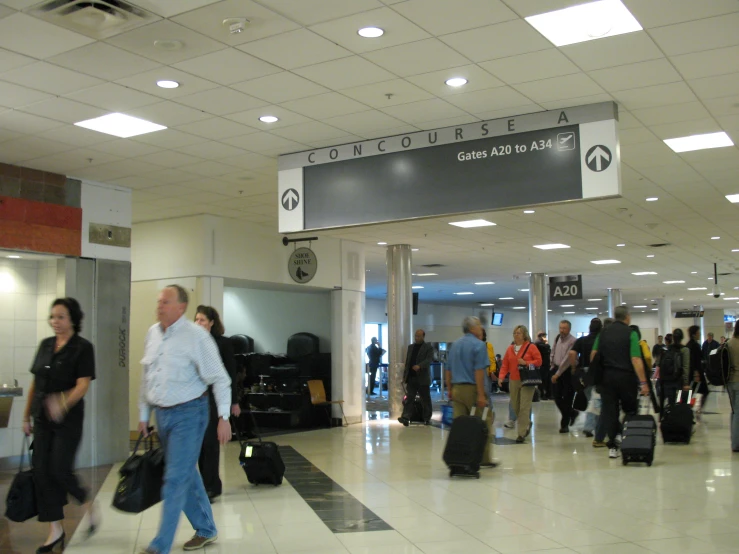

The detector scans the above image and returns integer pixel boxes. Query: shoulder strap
[521,342,531,358]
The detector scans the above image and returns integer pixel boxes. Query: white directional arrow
[283,189,299,210]
[587,146,611,171]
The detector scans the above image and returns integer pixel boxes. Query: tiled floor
[61,391,739,554]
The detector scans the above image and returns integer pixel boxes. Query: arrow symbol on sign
[282,189,299,210]
[587,146,611,171]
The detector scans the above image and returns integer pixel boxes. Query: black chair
[229,334,254,355]
[287,332,320,359]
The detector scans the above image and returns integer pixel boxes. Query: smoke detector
[26,0,159,40]
[223,17,249,35]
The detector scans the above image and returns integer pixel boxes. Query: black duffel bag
[112,429,164,514]
[5,436,37,522]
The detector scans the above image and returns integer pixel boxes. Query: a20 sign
[549,275,583,301]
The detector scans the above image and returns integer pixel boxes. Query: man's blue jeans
[149,395,216,554]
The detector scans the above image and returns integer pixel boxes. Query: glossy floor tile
[59,391,739,554]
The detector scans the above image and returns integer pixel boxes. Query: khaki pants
[509,379,535,438]
[451,384,494,463]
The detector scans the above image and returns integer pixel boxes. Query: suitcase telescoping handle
[677,389,693,405]
[470,406,489,420]
[234,410,263,446]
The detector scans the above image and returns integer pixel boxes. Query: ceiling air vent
[26,0,160,40]
[421,264,445,268]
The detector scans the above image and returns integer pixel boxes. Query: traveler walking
[398,329,434,426]
[365,337,385,396]
[550,321,577,433]
[535,332,552,400]
[658,328,691,413]
[569,318,602,438]
[725,326,739,452]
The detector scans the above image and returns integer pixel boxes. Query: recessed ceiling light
[480,303,494,307]
[733,249,739,253]
[518,289,530,292]
[454,292,474,295]
[632,272,657,276]
[646,197,658,202]
[548,309,553,312]
[652,308,658,311]
[724,297,739,301]
[525,271,532,274]
[412,286,424,289]
[475,281,495,285]
[564,311,575,314]
[561,304,575,307]
[711,237,720,240]
[691,271,698,273]
[664,131,734,153]
[513,307,527,310]
[358,26,384,38]
[445,77,468,87]
[533,244,570,250]
[377,242,387,245]
[74,113,166,138]
[259,115,279,123]
[586,307,598,310]
[587,299,600,301]
[449,219,495,228]
[646,255,655,258]
[633,305,647,308]
[591,259,620,265]
[525,0,642,47]
[617,243,626,247]
[708,292,725,296]
[707,277,714,280]
[153,39,184,51]
[726,194,739,204]
[6,255,20,259]
[499,297,514,300]
[663,281,685,284]
[415,273,438,277]
[412,248,419,252]
[523,210,535,214]
[156,80,179,89]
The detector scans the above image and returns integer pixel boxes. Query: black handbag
[112,430,164,514]
[518,344,541,387]
[6,436,37,522]
[573,390,588,411]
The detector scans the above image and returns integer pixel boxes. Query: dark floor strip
[280,446,393,534]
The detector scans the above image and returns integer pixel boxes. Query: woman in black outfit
[22,298,100,553]
[194,305,240,502]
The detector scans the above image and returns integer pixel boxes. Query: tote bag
[518,344,541,387]
[112,431,164,514]
[5,436,37,522]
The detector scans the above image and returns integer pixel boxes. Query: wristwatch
[221,415,229,421]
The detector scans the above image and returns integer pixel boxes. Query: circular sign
[282,188,300,211]
[288,247,317,284]
[585,145,612,172]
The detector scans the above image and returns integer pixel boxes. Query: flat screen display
[492,312,504,326]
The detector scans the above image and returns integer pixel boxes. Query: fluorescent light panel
[525,0,642,47]
[726,194,739,204]
[475,281,495,285]
[454,292,474,295]
[561,304,574,307]
[664,131,733,153]
[415,273,437,276]
[663,280,685,284]
[480,303,494,306]
[632,272,657,276]
[513,307,526,310]
[412,286,424,289]
[633,305,647,308]
[564,311,575,314]
[586,307,598,310]
[74,113,166,138]
[591,259,621,264]
[449,219,495,228]
[498,297,514,300]
[533,243,570,250]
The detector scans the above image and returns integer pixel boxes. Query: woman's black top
[30,334,96,421]
[214,334,238,405]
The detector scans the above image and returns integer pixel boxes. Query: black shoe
[397,417,410,427]
[207,491,221,503]
[37,532,65,554]
[480,461,498,468]
[559,427,569,434]
[516,436,525,443]
[583,430,594,438]
[424,419,431,425]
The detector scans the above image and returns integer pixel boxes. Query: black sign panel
[549,275,583,301]
[675,310,704,318]
[303,125,582,229]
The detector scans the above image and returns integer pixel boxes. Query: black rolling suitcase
[403,393,425,423]
[443,407,489,478]
[621,397,656,466]
[660,390,694,444]
[237,412,285,486]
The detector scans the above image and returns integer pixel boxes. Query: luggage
[443,407,489,478]
[660,390,694,444]
[706,343,730,386]
[238,412,285,486]
[403,394,425,423]
[621,397,656,467]
[287,332,320,359]
[113,429,165,514]
[5,436,37,522]
[441,403,453,426]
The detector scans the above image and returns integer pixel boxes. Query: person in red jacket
[499,324,543,443]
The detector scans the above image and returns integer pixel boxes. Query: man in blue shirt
[445,316,496,467]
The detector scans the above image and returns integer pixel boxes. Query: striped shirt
[139,316,231,423]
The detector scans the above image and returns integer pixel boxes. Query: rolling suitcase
[443,407,489,478]
[621,397,656,467]
[660,390,694,444]
[237,412,285,486]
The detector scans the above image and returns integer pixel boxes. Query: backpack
[659,347,682,381]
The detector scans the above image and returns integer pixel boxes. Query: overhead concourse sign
[278,102,621,233]
[549,275,583,302]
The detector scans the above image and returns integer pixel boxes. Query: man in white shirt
[138,285,232,554]
[550,320,578,433]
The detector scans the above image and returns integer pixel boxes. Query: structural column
[693,304,704,341]
[528,273,548,339]
[657,297,671,336]
[607,288,622,318]
[386,244,412,419]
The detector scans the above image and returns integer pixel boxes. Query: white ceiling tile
[612,82,697,111]
[381,98,468,124]
[90,140,165,159]
[622,0,739,28]
[224,105,310,129]
[439,20,551,63]
[0,47,34,73]
[176,88,268,116]
[445,86,534,114]
[173,49,281,86]
[718,114,739,132]
[0,13,93,59]
[271,121,356,143]
[499,0,587,18]
[689,73,739,101]
[406,65,505,97]
[175,141,248,160]
[560,32,663,71]
[24,148,123,174]
[341,79,434,108]
[136,149,203,168]
[237,29,352,70]
[513,73,604,104]
[127,101,211,127]
[631,101,712,126]
[308,7,431,53]
[538,93,615,111]
[216,152,277,171]
[415,115,480,130]
[175,117,256,140]
[115,67,219,99]
[649,13,739,56]
[105,20,227,65]
[0,61,103,95]
[0,136,74,162]
[281,92,371,119]
[40,125,117,148]
[618,126,657,146]
[19,98,106,124]
[648,119,724,140]
[136,168,201,185]
[73,159,166,180]
[0,80,52,108]
[703,97,739,118]
[257,0,383,25]
[171,0,300,46]
[66,83,162,112]
[323,110,407,136]
[131,129,205,149]
[122,0,222,19]
[475,105,543,122]
[302,134,362,148]
[0,5,12,19]
[221,132,306,156]
[359,124,420,139]
[364,38,471,77]
[392,0,517,35]
[231,72,329,104]
[670,46,739,81]
[0,110,64,134]
[49,43,161,81]
[294,57,395,90]
[179,160,241,177]
[479,49,579,85]
[589,59,682,93]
